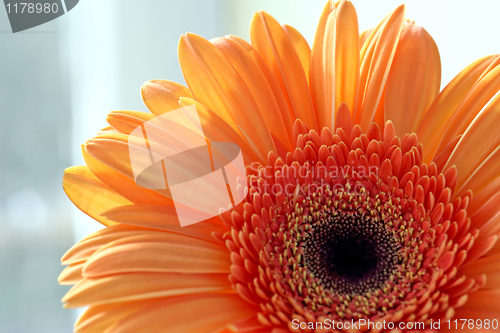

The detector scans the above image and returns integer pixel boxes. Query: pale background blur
[0,0,498,332]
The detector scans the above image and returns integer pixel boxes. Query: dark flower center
[303,211,401,295]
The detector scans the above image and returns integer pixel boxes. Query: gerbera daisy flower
[60,1,500,332]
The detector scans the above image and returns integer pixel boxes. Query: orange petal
[90,129,245,214]
[468,176,500,216]
[82,144,172,206]
[283,24,311,84]
[433,135,461,173]
[227,35,294,142]
[227,316,265,332]
[63,166,131,226]
[100,204,227,242]
[470,192,500,240]
[453,307,500,322]
[178,98,264,164]
[418,55,500,162]
[75,301,151,333]
[85,133,172,201]
[107,294,257,333]
[359,17,385,64]
[58,262,84,285]
[85,133,137,179]
[63,272,232,308]
[489,237,500,257]
[61,224,157,265]
[371,85,387,128]
[457,145,500,197]
[82,233,231,277]
[178,33,275,155]
[250,11,316,130]
[141,80,192,115]
[385,23,441,137]
[309,1,359,128]
[443,92,500,188]
[106,111,155,135]
[435,62,500,158]
[461,235,498,267]
[310,0,335,128]
[360,28,374,48]
[484,272,500,289]
[354,5,406,131]
[212,37,293,150]
[334,0,359,117]
[460,253,500,289]
[461,289,500,313]
[98,126,120,135]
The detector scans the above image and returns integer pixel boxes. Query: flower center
[303,212,401,295]
[227,121,470,325]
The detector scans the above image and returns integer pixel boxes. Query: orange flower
[60,1,500,332]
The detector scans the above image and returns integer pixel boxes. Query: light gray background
[0,1,499,332]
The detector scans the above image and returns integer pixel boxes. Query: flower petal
[354,4,406,131]
[227,316,266,332]
[75,301,150,333]
[100,204,227,241]
[107,294,257,333]
[310,0,359,129]
[418,55,500,162]
[85,134,176,202]
[453,308,500,322]
[82,145,172,206]
[433,135,461,173]
[227,35,294,142]
[141,80,192,115]
[63,166,131,226]
[85,133,140,179]
[61,225,157,265]
[385,23,441,137]
[461,235,498,267]
[470,192,500,240]
[250,11,316,129]
[106,111,155,135]
[310,0,335,128]
[443,92,500,188]
[334,1,359,114]
[82,233,231,277]
[89,130,242,215]
[212,37,293,150]
[435,62,500,158]
[460,254,500,289]
[179,98,264,164]
[461,289,500,313]
[58,262,84,285]
[97,126,119,135]
[283,24,311,84]
[63,273,232,308]
[360,28,373,48]
[178,33,275,155]
[456,145,500,197]
[469,177,500,216]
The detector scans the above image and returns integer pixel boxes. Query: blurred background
[0,0,499,332]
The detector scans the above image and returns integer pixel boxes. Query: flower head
[60,1,500,332]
